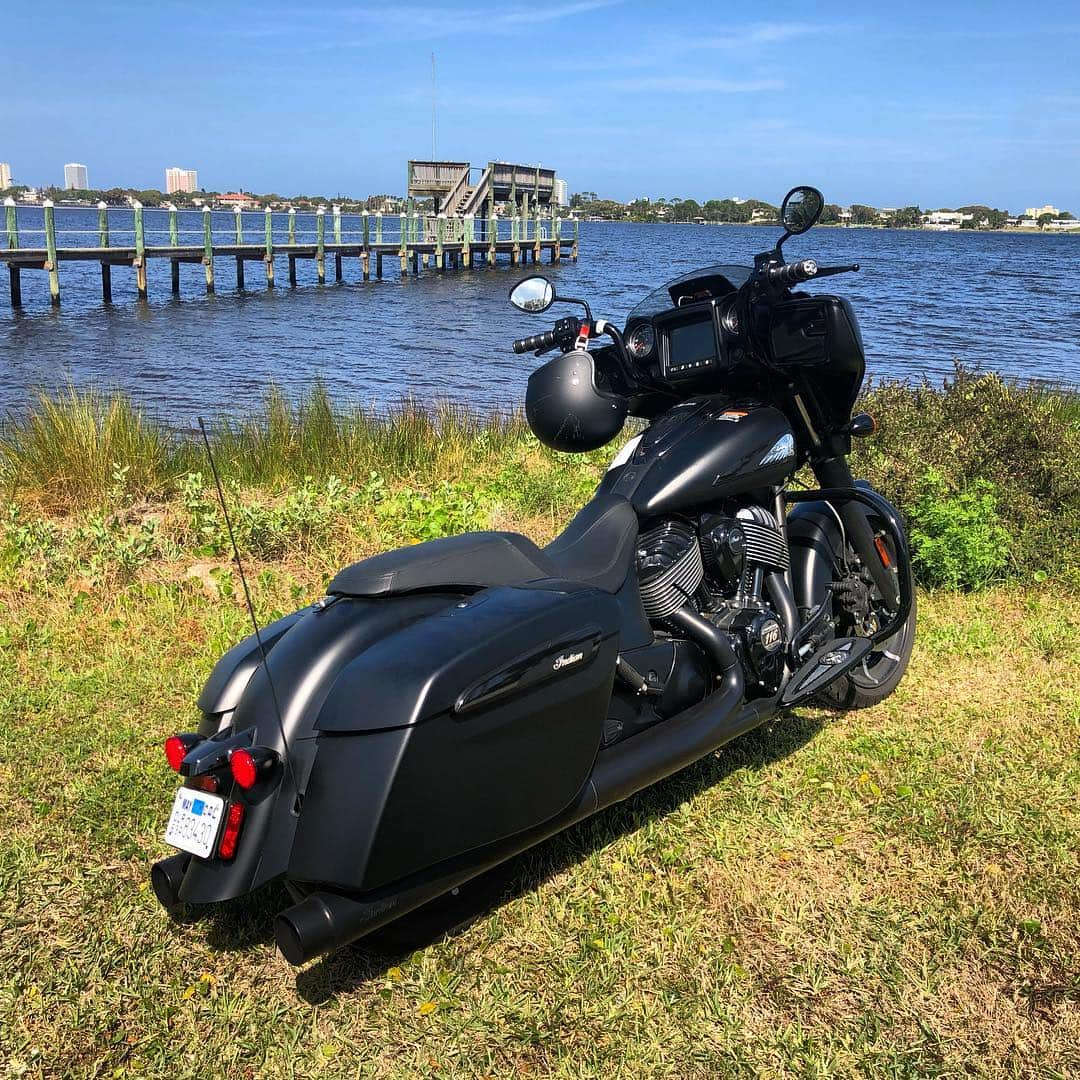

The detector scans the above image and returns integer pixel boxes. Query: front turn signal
[845,412,876,438]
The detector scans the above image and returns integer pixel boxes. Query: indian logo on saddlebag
[553,651,584,671]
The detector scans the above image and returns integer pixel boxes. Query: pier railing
[2,200,580,307]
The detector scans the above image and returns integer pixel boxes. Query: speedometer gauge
[626,323,656,360]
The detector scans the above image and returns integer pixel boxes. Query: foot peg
[780,636,873,707]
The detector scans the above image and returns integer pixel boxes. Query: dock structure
[2,196,578,308]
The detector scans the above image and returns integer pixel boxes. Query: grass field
[1,568,1077,1077]
[0,381,1078,1077]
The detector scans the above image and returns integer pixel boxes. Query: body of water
[1,208,1078,419]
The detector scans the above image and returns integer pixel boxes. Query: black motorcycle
[153,186,916,966]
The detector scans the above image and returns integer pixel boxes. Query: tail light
[217,801,245,860]
[228,746,280,790]
[164,733,203,772]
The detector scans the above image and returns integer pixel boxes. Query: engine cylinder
[636,520,704,619]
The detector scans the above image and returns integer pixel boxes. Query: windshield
[626,264,752,321]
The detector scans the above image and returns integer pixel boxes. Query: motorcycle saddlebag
[288,581,621,892]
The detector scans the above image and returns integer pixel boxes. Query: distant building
[64,162,88,190]
[217,191,259,210]
[1024,204,1060,219]
[165,167,198,194]
[0,162,11,190]
[1045,218,1080,231]
[554,177,568,208]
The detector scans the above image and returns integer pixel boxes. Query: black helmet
[525,349,628,453]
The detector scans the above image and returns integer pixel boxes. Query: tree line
[569,193,1045,229]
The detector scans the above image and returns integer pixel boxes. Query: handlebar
[512,329,558,355]
[764,259,860,286]
[765,259,819,285]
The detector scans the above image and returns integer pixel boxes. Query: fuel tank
[600,398,796,517]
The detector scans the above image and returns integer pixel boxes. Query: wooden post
[4,197,16,250]
[43,200,60,305]
[399,208,407,276]
[288,207,296,286]
[333,204,342,281]
[488,201,497,265]
[316,207,326,284]
[375,211,383,245]
[362,210,370,280]
[553,216,561,263]
[436,214,445,270]
[99,201,114,301]
[233,206,245,288]
[166,202,180,295]
[5,197,20,307]
[572,217,579,262]
[264,206,275,287]
[534,205,542,263]
[132,201,148,299]
[203,206,215,293]
[463,213,473,268]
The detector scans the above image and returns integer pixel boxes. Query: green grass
[1,551,1078,1076]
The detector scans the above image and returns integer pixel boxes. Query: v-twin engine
[635,505,790,694]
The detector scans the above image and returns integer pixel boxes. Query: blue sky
[2,1,1078,211]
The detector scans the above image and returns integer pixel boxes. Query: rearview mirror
[780,186,825,235]
[509,276,555,313]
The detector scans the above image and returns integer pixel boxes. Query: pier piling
[316,208,326,285]
[333,205,342,281]
[167,203,179,296]
[362,211,371,281]
[233,207,245,289]
[5,198,20,306]
[265,206,275,288]
[43,201,60,306]
[288,208,297,286]
[203,207,215,294]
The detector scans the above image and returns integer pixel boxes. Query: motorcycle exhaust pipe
[151,853,191,911]
[275,631,754,967]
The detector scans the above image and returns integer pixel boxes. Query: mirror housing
[509,276,555,314]
[779,186,825,236]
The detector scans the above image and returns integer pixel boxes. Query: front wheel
[816,514,917,710]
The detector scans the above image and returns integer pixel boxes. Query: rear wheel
[815,516,916,710]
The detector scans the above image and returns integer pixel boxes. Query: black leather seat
[329,493,638,598]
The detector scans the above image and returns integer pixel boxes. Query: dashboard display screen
[666,318,717,374]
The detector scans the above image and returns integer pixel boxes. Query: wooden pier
[2,199,579,308]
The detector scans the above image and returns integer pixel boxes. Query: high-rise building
[64,163,89,190]
[554,177,569,208]
[165,167,199,194]
[0,163,12,190]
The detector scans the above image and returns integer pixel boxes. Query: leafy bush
[908,470,1012,589]
[856,366,1079,579]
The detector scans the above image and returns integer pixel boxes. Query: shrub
[909,470,1012,589]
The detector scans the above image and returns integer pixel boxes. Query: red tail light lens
[217,801,245,860]
[229,748,258,789]
[228,746,279,790]
[164,733,202,772]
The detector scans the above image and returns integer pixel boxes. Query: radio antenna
[197,418,299,796]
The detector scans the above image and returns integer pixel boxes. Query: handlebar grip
[766,259,819,285]
[512,330,558,354]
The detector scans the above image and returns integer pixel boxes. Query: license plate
[164,788,226,859]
